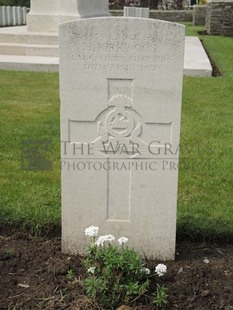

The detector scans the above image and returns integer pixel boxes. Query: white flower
[87,266,96,274]
[85,225,99,237]
[141,267,150,275]
[155,263,167,277]
[118,237,129,245]
[95,234,115,246]
[106,234,115,242]
[95,236,106,246]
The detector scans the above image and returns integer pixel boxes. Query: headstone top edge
[58,17,185,31]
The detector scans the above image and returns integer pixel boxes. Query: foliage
[0,71,60,235]
[199,0,207,4]
[0,0,30,7]
[153,284,169,309]
[109,0,159,9]
[83,241,150,308]
[66,269,75,280]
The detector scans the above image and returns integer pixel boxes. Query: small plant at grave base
[153,284,169,309]
[83,225,168,309]
[66,269,75,280]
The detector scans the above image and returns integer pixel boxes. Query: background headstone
[193,5,207,26]
[60,17,185,260]
[0,6,27,27]
[123,6,150,18]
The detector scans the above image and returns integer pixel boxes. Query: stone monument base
[27,0,111,33]
[27,14,80,33]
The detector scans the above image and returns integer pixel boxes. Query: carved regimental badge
[95,94,146,154]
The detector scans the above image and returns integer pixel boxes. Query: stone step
[184,37,212,77]
[0,35,213,77]
[0,55,59,72]
[0,26,58,45]
[0,42,58,57]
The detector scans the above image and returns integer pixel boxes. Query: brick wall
[111,9,193,22]
[150,10,192,21]
[206,0,233,36]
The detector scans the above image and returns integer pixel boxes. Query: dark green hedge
[109,0,159,9]
[0,0,30,7]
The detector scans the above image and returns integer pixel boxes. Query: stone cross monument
[27,0,110,32]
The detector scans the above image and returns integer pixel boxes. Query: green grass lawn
[0,72,61,234]
[0,25,232,241]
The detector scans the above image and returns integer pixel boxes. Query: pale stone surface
[0,54,58,72]
[123,6,150,18]
[184,36,212,77]
[0,42,58,57]
[27,0,111,33]
[60,18,185,260]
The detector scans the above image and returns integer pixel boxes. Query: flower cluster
[155,263,167,277]
[84,226,169,308]
[84,226,129,247]
[118,237,129,245]
[95,234,115,246]
[84,227,167,277]
[85,225,99,237]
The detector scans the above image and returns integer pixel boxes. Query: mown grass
[178,23,233,241]
[0,25,232,240]
[0,72,61,234]
[178,76,233,241]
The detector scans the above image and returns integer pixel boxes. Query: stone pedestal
[27,0,110,32]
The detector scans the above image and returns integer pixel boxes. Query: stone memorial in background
[27,0,110,32]
[60,17,185,260]
[193,5,207,26]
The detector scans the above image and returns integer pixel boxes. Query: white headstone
[60,17,185,260]
[6,6,13,26]
[16,6,23,25]
[124,6,150,18]
[1,6,7,27]
[22,7,27,25]
[12,7,17,26]
[27,0,111,33]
